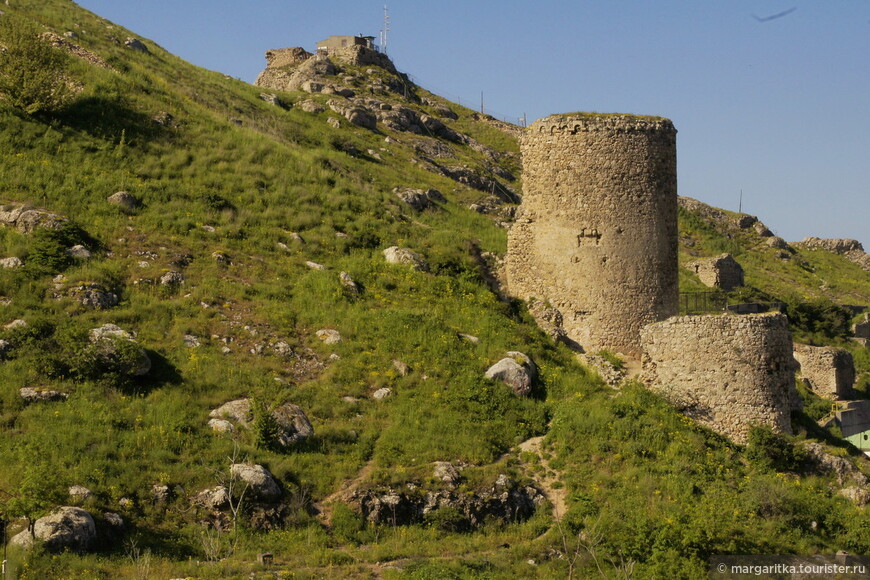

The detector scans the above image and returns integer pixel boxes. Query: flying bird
[751,6,798,22]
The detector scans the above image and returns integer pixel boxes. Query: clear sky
[73,0,868,244]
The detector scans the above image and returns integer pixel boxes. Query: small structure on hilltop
[316,35,377,55]
[640,313,799,444]
[687,253,744,291]
[506,113,679,358]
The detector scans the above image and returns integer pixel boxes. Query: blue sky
[73,1,869,243]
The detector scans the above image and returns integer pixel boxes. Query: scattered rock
[393,187,446,211]
[196,486,229,510]
[305,261,327,270]
[0,339,11,358]
[0,202,68,233]
[183,334,201,348]
[124,37,149,53]
[20,387,68,403]
[159,271,185,287]
[839,486,870,506]
[259,93,285,108]
[212,251,230,264]
[327,117,341,129]
[372,387,393,400]
[339,271,359,293]
[207,418,235,434]
[271,403,314,446]
[484,352,537,396]
[767,236,792,251]
[88,324,151,376]
[353,474,543,529]
[57,283,119,310]
[5,318,27,329]
[0,256,22,269]
[209,399,313,447]
[65,245,91,259]
[210,398,253,426]
[801,441,868,486]
[432,462,461,485]
[297,100,325,114]
[11,507,96,553]
[230,464,281,501]
[152,484,171,503]
[103,512,124,528]
[107,191,139,211]
[316,329,342,344]
[458,333,479,344]
[68,485,93,501]
[392,359,411,376]
[383,246,429,271]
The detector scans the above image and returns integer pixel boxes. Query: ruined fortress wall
[640,313,796,444]
[507,114,678,357]
[793,344,855,400]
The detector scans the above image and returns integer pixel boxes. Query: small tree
[0,14,70,114]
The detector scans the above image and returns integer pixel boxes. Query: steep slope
[1,2,870,579]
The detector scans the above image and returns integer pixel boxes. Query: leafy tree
[0,14,70,114]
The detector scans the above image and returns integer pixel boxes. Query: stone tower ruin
[640,313,798,444]
[507,113,679,357]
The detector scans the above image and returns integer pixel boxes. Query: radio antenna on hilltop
[380,5,390,54]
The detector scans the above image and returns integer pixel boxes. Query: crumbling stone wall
[507,114,678,357]
[793,343,855,400]
[640,313,796,444]
[687,253,744,291]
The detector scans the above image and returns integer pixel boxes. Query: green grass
[0,1,869,578]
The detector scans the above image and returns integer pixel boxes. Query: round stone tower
[507,113,678,358]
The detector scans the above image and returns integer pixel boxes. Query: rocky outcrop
[394,187,445,211]
[11,507,96,553]
[0,202,68,233]
[797,237,870,272]
[208,398,313,447]
[20,387,69,403]
[88,324,151,376]
[383,246,428,271]
[350,472,543,530]
[107,191,139,211]
[40,32,114,71]
[53,281,119,310]
[230,464,281,501]
[485,352,537,396]
[124,37,149,53]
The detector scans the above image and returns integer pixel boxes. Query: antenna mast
[380,5,390,54]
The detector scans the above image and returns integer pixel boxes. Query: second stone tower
[507,113,679,358]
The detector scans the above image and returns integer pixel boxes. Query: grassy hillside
[1,2,870,578]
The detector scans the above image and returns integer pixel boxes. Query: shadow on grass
[54,96,167,143]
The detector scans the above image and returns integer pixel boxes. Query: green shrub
[745,426,807,472]
[782,297,852,343]
[0,14,71,114]
[22,223,92,279]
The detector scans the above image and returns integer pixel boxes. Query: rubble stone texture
[793,343,855,400]
[507,114,678,357]
[640,313,797,444]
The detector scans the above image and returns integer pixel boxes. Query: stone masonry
[793,343,855,400]
[506,114,678,358]
[687,253,744,291]
[640,313,797,444]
